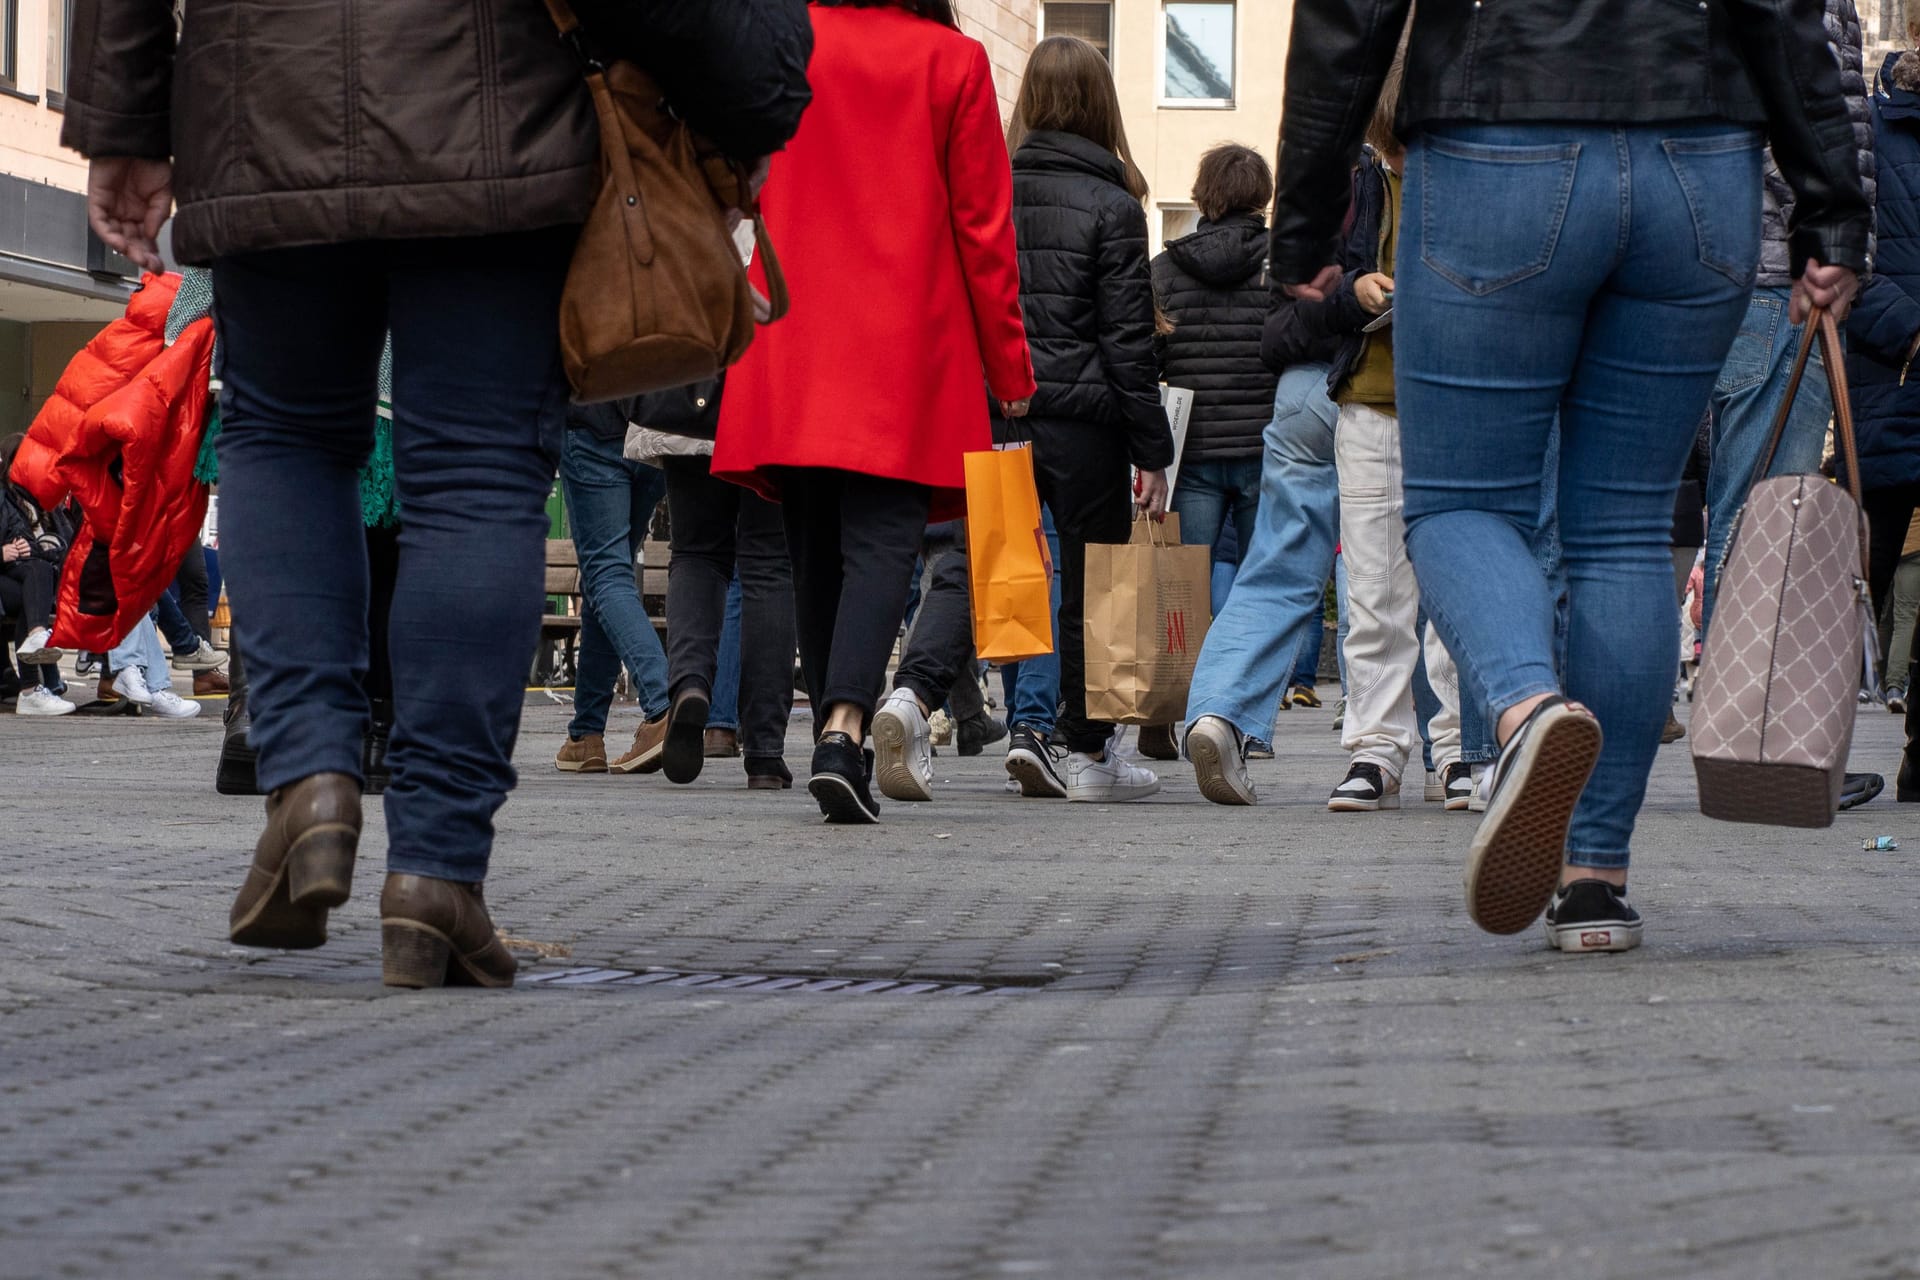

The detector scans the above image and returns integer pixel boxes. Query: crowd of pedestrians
[7,0,1890,986]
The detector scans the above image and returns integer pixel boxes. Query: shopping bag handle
[1748,306,1866,578]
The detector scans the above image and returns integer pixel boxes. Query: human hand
[1790,259,1860,325]
[1135,468,1169,520]
[3,538,29,563]
[998,398,1031,419]
[1355,272,1395,317]
[87,157,173,274]
[1687,562,1705,630]
[1281,264,1343,303]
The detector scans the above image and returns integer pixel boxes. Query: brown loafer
[380,873,517,989]
[229,772,362,950]
[195,669,231,696]
[704,727,740,758]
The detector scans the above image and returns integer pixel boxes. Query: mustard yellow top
[1337,165,1400,413]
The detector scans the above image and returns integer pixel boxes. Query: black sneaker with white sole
[1442,761,1475,811]
[1466,696,1602,935]
[1328,761,1399,811]
[1544,879,1643,953]
[1005,724,1067,799]
[808,732,881,824]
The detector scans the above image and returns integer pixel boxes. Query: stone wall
[953,0,1038,120]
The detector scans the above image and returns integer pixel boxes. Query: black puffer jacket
[1151,214,1277,463]
[1273,0,1872,286]
[1011,130,1173,471]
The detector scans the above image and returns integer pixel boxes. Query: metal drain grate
[520,966,1042,996]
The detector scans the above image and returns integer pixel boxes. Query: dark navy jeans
[214,229,574,883]
[1398,123,1760,869]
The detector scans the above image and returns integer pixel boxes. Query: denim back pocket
[1713,292,1781,396]
[1418,137,1579,296]
[1663,134,1764,287]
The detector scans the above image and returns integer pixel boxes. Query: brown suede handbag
[1692,308,1874,828]
[545,0,789,402]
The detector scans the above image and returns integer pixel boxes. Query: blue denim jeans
[1173,457,1262,615]
[108,611,173,691]
[1000,505,1062,734]
[1185,365,1340,741]
[1399,123,1761,869]
[560,429,670,738]
[710,575,744,732]
[214,230,574,882]
[1702,286,1832,631]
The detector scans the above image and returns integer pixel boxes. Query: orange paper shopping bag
[964,445,1055,663]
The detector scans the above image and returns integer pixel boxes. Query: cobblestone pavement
[6,693,1920,1280]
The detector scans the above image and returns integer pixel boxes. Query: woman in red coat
[714,0,1036,824]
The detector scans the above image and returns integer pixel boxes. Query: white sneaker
[14,686,76,716]
[1063,750,1160,802]
[113,667,154,705]
[169,639,225,671]
[147,688,202,719]
[1469,763,1492,813]
[16,627,65,663]
[871,687,933,802]
[1187,715,1256,806]
[1423,770,1444,803]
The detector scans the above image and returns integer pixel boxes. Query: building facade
[956,0,1041,118]
[0,0,143,438]
[1028,1,1290,249]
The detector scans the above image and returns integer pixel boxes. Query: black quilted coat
[1009,130,1174,472]
[1151,214,1277,463]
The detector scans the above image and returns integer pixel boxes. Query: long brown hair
[1007,36,1148,202]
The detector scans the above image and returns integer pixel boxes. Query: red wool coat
[712,3,1035,522]
[13,274,214,652]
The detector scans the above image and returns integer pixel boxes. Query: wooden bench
[534,538,674,685]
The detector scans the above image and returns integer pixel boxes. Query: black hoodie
[1151,214,1278,462]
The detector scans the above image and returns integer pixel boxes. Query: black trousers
[663,455,796,761]
[1031,423,1134,754]
[1863,484,1920,761]
[774,467,931,736]
[894,521,974,713]
[0,557,60,687]
[173,541,214,644]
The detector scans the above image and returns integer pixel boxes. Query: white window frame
[1038,1,1115,64]
[1157,203,1201,252]
[1157,0,1236,111]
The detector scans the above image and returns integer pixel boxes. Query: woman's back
[716,3,1031,517]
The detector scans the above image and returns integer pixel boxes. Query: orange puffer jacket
[13,274,216,653]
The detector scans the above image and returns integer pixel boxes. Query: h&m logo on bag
[1165,610,1190,655]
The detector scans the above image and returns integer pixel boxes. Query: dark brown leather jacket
[1272,0,1873,287]
[61,0,813,266]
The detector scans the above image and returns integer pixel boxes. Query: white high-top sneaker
[870,687,933,802]
[16,627,64,663]
[113,666,154,705]
[1063,750,1160,802]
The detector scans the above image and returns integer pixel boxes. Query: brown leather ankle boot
[380,874,517,989]
[229,772,362,949]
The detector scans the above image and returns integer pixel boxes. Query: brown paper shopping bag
[1083,512,1211,724]
[964,445,1055,663]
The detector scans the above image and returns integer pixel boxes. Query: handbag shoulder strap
[1747,305,1868,576]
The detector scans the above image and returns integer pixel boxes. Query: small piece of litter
[935,833,952,840]
[1863,836,1900,852]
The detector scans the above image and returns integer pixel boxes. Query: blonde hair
[1007,36,1149,202]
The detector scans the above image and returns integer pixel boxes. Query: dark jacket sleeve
[1261,294,1340,372]
[62,0,176,158]
[1268,0,1412,285]
[574,0,814,160]
[1094,198,1175,471]
[1724,0,1873,273]
[1849,273,1920,364]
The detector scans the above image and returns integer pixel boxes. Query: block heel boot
[380,874,518,989]
[229,773,362,949]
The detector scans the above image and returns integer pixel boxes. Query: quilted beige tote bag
[1692,309,1875,828]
